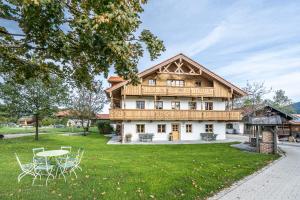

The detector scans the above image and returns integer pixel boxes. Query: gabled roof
[243,104,294,120]
[105,53,247,96]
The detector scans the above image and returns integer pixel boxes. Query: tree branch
[0,29,25,37]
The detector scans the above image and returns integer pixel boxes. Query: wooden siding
[122,85,219,97]
[110,109,241,121]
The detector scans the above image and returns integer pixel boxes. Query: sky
[2,1,300,113]
[103,0,300,113]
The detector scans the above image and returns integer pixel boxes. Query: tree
[236,81,272,113]
[0,76,69,140]
[71,81,106,135]
[0,1,165,89]
[270,89,294,113]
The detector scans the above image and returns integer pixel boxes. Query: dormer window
[148,79,156,86]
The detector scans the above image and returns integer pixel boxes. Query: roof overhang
[105,53,247,97]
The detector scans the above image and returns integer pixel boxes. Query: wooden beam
[174,61,184,73]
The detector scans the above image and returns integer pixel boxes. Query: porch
[107,134,247,145]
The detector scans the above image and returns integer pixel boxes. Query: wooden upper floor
[106,54,246,100]
[106,54,246,121]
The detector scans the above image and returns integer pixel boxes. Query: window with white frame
[157,124,166,133]
[205,102,213,110]
[186,124,192,133]
[205,124,213,133]
[136,101,145,109]
[136,124,145,133]
[188,102,197,110]
[148,79,156,86]
[167,80,185,87]
[155,101,163,109]
[171,101,180,110]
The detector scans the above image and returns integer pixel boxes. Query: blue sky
[2,1,300,113]
[103,0,300,113]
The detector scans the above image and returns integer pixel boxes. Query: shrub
[97,121,113,134]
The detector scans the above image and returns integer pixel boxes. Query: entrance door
[171,123,180,141]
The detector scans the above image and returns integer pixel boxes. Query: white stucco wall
[122,96,226,111]
[122,121,226,141]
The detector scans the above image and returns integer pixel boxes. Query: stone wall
[260,130,274,154]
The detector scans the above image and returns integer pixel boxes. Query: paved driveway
[210,144,300,200]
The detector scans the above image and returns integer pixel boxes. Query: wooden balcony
[109,109,242,121]
[122,85,215,97]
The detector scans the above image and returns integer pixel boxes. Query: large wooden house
[105,54,247,142]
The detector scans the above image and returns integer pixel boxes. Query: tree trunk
[86,118,90,132]
[81,118,87,136]
[35,114,39,140]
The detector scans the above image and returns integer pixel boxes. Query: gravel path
[3,132,49,139]
[210,144,300,200]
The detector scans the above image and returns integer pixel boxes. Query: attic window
[148,79,156,86]
[195,81,201,87]
[167,80,185,87]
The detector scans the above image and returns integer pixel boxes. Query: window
[157,124,166,133]
[226,123,233,129]
[136,101,145,109]
[205,102,213,110]
[171,101,180,110]
[155,101,163,109]
[148,79,156,86]
[186,124,192,133]
[205,124,213,133]
[167,80,185,87]
[195,81,201,87]
[172,124,179,132]
[136,124,145,133]
[188,102,197,110]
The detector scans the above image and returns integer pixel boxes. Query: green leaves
[0,76,69,118]
[140,30,166,60]
[0,0,165,88]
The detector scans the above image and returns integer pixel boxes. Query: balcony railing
[122,85,215,97]
[109,109,242,121]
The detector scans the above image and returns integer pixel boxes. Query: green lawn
[0,132,278,200]
[0,126,98,134]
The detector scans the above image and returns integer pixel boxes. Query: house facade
[106,54,247,142]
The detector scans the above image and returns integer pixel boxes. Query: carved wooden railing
[109,109,242,121]
[122,85,215,97]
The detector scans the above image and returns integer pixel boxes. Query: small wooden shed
[244,105,294,154]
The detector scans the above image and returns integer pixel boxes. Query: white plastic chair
[33,156,55,186]
[15,153,37,185]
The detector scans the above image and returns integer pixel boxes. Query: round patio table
[36,150,69,157]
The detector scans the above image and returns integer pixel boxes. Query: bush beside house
[97,121,113,134]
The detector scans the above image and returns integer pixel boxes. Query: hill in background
[291,102,300,113]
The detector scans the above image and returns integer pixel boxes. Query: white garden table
[36,150,69,157]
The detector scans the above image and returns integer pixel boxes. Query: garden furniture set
[15,146,84,186]
[200,133,218,141]
[139,133,154,142]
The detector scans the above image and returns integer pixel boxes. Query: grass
[0,126,98,134]
[0,131,278,200]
